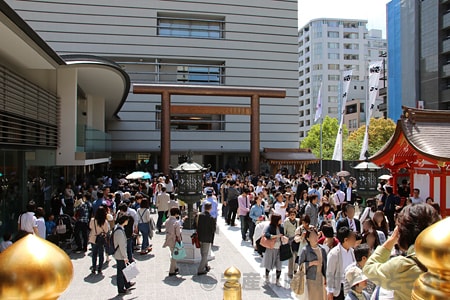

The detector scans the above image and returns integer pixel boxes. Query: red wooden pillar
[440,174,447,217]
[250,94,260,175]
[161,91,171,175]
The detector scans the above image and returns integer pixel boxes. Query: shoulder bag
[290,263,305,295]
[56,218,67,234]
[260,235,277,249]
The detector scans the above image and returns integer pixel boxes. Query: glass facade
[387,0,403,121]
[420,0,440,109]
[157,17,224,39]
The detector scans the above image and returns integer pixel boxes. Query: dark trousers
[116,259,131,293]
[74,221,89,250]
[222,204,228,218]
[126,238,134,262]
[333,283,345,300]
[91,243,104,271]
[239,215,250,240]
[157,211,168,230]
[248,220,256,244]
[386,211,395,231]
[226,206,237,225]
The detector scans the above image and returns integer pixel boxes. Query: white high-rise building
[298,19,387,140]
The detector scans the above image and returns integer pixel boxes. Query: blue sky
[298,0,391,37]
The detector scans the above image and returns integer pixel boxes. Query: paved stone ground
[59,207,298,300]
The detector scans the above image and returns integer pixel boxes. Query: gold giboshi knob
[0,234,73,300]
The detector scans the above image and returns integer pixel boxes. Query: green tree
[300,115,348,160]
[343,118,396,160]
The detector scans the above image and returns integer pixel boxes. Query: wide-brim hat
[345,266,367,287]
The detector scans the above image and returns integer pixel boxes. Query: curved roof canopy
[0,2,129,120]
[62,55,130,120]
[370,106,450,169]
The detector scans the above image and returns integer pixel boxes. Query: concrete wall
[9,0,299,155]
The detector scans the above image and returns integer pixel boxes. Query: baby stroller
[55,214,75,250]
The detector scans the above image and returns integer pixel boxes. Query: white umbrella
[126,171,145,180]
[336,170,351,177]
[378,174,392,180]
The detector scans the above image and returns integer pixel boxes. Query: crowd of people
[213,169,441,299]
[0,168,443,299]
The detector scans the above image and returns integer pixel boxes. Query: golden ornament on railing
[0,234,73,300]
[223,266,242,300]
[412,217,450,299]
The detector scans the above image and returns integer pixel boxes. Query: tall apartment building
[8,0,299,172]
[298,19,386,140]
[387,0,450,121]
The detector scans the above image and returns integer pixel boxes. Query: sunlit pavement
[59,205,297,300]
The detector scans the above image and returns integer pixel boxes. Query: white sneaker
[275,279,281,287]
[264,275,270,284]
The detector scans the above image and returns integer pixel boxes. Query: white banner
[360,61,383,160]
[314,81,323,123]
[332,70,353,162]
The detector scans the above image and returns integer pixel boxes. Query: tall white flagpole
[314,81,323,174]
[332,69,353,169]
[360,61,383,160]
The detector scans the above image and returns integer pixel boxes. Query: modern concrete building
[8,0,299,172]
[0,1,129,235]
[298,19,386,140]
[387,0,450,121]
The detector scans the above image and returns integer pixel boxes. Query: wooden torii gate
[133,84,286,174]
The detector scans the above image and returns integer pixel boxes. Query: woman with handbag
[89,206,110,274]
[162,207,182,276]
[262,213,285,286]
[137,198,152,254]
[297,227,327,300]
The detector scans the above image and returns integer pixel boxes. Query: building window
[328,64,340,70]
[344,32,359,39]
[346,104,358,114]
[312,75,323,81]
[328,75,340,81]
[328,42,340,49]
[328,96,338,103]
[313,64,323,71]
[157,15,224,39]
[313,31,322,38]
[328,31,339,38]
[327,21,340,27]
[344,54,359,60]
[328,85,338,92]
[328,53,340,59]
[348,119,358,129]
[177,65,223,84]
[328,107,338,114]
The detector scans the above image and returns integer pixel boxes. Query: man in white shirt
[410,188,424,204]
[327,227,356,300]
[18,201,39,235]
[255,180,264,195]
[333,185,346,211]
[273,192,287,221]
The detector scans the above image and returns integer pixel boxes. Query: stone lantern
[173,151,206,230]
[172,151,208,263]
[353,151,381,203]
